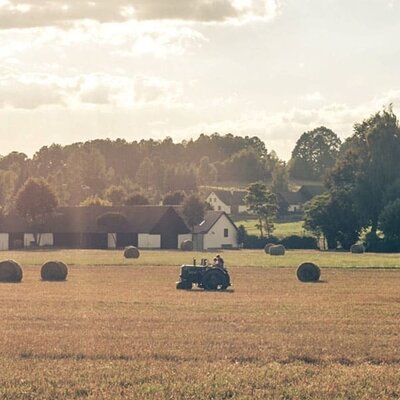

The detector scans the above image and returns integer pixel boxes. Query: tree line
[0,133,285,211]
[3,106,399,252]
[304,106,400,251]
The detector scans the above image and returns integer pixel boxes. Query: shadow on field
[179,288,235,294]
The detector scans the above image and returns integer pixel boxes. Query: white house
[206,190,250,214]
[191,211,238,251]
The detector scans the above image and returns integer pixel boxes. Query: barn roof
[277,191,307,205]
[208,190,246,206]
[0,206,190,234]
[193,211,238,234]
[298,185,325,200]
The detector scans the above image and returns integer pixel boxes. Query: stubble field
[1,250,400,399]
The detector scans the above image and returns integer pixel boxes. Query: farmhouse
[0,206,190,250]
[206,190,249,214]
[277,184,325,214]
[180,211,238,251]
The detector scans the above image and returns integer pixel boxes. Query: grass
[235,219,305,238]
[3,248,400,269]
[1,259,400,398]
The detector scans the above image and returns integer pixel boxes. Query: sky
[1,0,400,160]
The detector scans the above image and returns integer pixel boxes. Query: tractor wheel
[176,280,193,290]
[202,269,229,291]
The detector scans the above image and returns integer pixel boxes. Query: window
[218,206,221,211]
[224,228,228,238]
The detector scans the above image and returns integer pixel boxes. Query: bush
[280,235,318,250]
[350,244,365,254]
[364,233,400,253]
[242,234,279,249]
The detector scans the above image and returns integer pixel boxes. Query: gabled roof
[277,191,307,205]
[298,185,325,200]
[0,206,190,234]
[193,211,238,234]
[207,190,246,206]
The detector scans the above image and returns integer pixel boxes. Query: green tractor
[176,259,231,291]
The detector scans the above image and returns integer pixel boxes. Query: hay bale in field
[124,246,140,259]
[264,243,274,254]
[269,244,285,256]
[0,260,23,283]
[297,262,320,282]
[350,244,365,254]
[180,240,193,251]
[41,261,68,281]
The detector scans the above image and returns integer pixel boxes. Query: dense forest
[0,129,342,211]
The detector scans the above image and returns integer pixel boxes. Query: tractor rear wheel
[202,269,229,291]
[176,280,193,290]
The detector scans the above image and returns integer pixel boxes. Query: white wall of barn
[0,233,9,250]
[203,215,238,250]
[24,233,54,247]
[138,234,161,249]
[108,233,117,249]
[206,192,231,214]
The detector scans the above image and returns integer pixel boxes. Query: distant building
[178,211,238,251]
[277,184,325,214]
[0,206,190,251]
[0,205,239,251]
[206,190,250,214]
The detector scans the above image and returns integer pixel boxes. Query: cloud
[302,91,324,102]
[0,74,67,109]
[0,0,279,29]
[0,73,184,109]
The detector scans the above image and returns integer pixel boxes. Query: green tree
[289,126,341,180]
[15,177,58,245]
[379,199,400,242]
[125,193,150,205]
[303,193,336,249]
[197,156,217,185]
[328,107,400,238]
[245,182,277,238]
[271,162,289,193]
[303,191,361,250]
[0,169,17,210]
[80,195,111,207]
[104,185,127,206]
[182,195,205,237]
[97,212,128,245]
[162,191,186,205]
[136,158,153,189]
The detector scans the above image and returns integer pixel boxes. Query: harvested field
[1,261,400,399]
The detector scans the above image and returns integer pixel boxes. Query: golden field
[1,250,400,399]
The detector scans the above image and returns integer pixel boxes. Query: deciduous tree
[289,126,341,180]
[15,177,58,245]
[245,182,277,238]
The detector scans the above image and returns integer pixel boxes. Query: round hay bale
[264,243,274,254]
[0,260,23,283]
[180,240,193,251]
[41,261,68,281]
[269,244,285,256]
[124,246,140,259]
[297,262,321,282]
[350,244,365,254]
